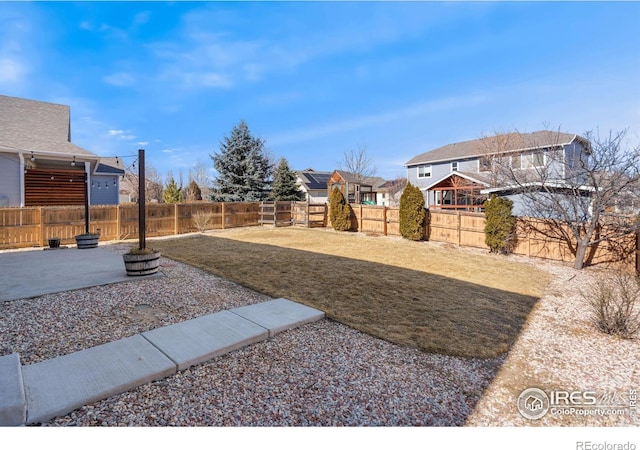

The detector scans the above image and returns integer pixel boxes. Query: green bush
[484,194,516,253]
[399,182,426,241]
[329,187,352,231]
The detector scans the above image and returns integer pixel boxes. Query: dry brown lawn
[152,227,551,359]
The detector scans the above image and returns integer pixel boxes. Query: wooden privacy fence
[1,202,636,271]
[258,201,327,228]
[347,206,637,270]
[0,202,260,249]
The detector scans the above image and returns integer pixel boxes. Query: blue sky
[1,1,639,183]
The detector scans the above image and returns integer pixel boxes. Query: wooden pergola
[428,174,488,212]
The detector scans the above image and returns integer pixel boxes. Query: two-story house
[404,130,591,215]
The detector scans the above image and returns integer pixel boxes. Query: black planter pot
[122,250,161,276]
[75,233,99,249]
[48,238,61,249]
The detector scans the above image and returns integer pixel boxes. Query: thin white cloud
[0,57,26,84]
[103,72,136,87]
[108,129,136,140]
[133,11,151,27]
[270,95,489,146]
[99,24,128,40]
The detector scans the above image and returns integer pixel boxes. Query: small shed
[327,170,377,204]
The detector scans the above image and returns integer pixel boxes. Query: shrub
[484,194,516,253]
[399,182,426,241]
[582,270,640,339]
[329,187,352,231]
[192,211,213,232]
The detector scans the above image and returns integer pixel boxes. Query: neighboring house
[119,172,163,204]
[405,130,591,215]
[296,169,332,204]
[0,94,123,206]
[376,178,408,207]
[327,170,383,204]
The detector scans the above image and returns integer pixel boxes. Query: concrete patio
[0,247,161,302]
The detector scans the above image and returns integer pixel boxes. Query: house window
[417,165,432,178]
[478,157,492,172]
[451,161,458,172]
[521,151,544,168]
[511,154,521,169]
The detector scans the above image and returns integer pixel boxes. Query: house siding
[407,158,481,207]
[0,152,21,206]
[90,175,119,205]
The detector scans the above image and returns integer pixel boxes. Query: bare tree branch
[493,127,640,269]
[338,144,377,182]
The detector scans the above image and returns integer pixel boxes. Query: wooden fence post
[221,202,226,229]
[383,206,388,236]
[457,211,461,246]
[39,207,45,247]
[174,203,179,235]
[116,205,121,240]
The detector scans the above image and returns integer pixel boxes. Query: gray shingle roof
[96,157,125,175]
[405,130,583,166]
[0,94,96,157]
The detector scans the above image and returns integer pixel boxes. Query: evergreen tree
[270,158,304,201]
[329,186,352,231]
[399,182,426,240]
[484,194,516,254]
[163,176,182,204]
[184,180,202,202]
[210,120,273,202]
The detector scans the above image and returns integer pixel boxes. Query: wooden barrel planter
[122,250,161,276]
[75,233,99,249]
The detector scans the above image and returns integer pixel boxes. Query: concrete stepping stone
[0,354,26,426]
[142,310,269,371]
[22,335,176,425]
[231,298,325,337]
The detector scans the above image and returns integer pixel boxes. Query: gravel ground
[1,240,638,426]
[466,260,640,426]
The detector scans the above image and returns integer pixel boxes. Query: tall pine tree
[270,158,304,201]
[210,120,273,202]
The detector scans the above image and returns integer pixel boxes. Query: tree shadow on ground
[155,235,541,360]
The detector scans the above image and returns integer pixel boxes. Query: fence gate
[259,201,292,227]
[292,202,327,228]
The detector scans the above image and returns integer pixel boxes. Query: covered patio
[425,172,490,212]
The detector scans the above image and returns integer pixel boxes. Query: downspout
[18,152,25,207]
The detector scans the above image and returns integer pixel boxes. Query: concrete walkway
[0,298,324,426]
[0,247,161,302]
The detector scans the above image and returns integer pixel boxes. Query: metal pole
[84,171,90,234]
[138,149,146,250]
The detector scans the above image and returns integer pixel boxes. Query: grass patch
[153,227,550,358]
